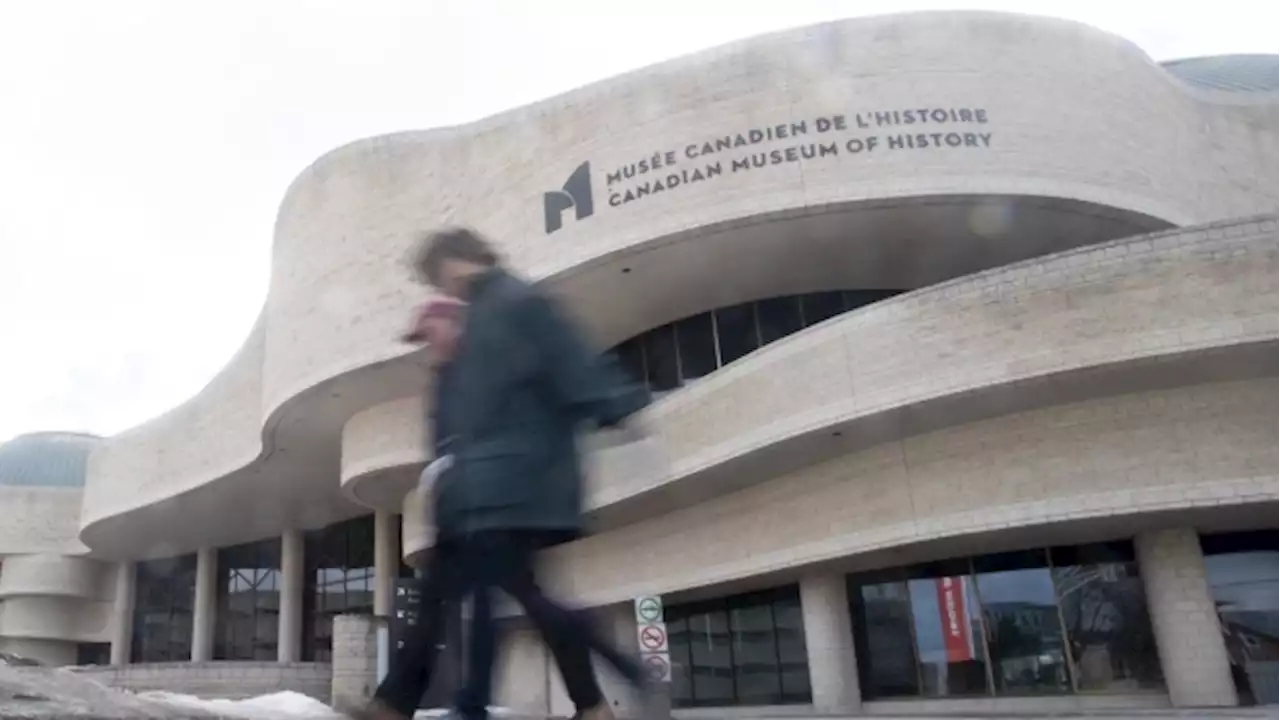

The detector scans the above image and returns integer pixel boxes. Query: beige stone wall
[0,554,114,660]
[495,626,551,715]
[77,11,1278,562]
[398,216,1277,555]
[0,488,87,556]
[330,614,379,710]
[542,376,1276,605]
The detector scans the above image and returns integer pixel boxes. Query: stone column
[373,511,398,618]
[332,614,380,710]
[191,547,217,662]
[278,529,304,662]
[800,574,861,714]
[109,561,136,666]
[1135,528,1238,707]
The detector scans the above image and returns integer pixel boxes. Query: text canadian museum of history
[602,106,994,208]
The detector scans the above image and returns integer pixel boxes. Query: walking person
[358,228,653,720]
[421,227,653,718]
[350,296,489,720]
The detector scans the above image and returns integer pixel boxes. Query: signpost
[634,595,672,683]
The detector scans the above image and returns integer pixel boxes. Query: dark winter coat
[428,268,648,539]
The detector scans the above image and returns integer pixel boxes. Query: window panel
[303,515,377,661]
[667,615,694,705]
[215,537,281,661]
[675,313,717,382]
[848,544,1170,701]
[773,592,811,702]
[642,324,679,393]
[756,297,803,344]
[730,603,781,704]
[667,586,809,708]
[800,292,847,327]
[131,555,196,663]
[1051,544,1162,693]
[907,573,991,697]
[852,579,922,699]
[614,338,647,389]
[1202,531,1279,706]
[688,608,734,705]
[714,304,759,365]
[973,556,1071,695]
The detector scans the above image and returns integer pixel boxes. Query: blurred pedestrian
[420,227,652,720]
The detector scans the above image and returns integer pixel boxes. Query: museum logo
[543,161,594,234]
[539,106,995,233]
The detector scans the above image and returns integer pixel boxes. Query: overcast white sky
[0,1,1275,444]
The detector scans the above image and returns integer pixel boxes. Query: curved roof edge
[273,9,1158,232]
[1161,54,1280,93]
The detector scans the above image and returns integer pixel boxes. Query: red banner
[935,576,973,663]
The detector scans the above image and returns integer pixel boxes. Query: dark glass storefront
[302,516,376,661]
[1202,530,1278,706]
[131,554,196,663]
[214,538,281,660]
[666,585,811,707]
[849,542,1163,700]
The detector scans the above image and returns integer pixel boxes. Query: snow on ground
[137,690,348,719]
[137,690,520,719]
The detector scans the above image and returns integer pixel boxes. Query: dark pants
[375,530,644,719]
[457,531,649,718]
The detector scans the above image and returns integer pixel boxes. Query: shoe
[339,698,411,720]
[573,703,617,720]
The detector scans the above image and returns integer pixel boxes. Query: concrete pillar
[109,561,136,666]
[373,511,397,618]
[800,574,861,714]
[1136,528,1238,707]
[332,614,380,710]
[278,529,304,662]
[191,547,217,662]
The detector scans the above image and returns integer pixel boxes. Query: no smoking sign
[637,622,668,653]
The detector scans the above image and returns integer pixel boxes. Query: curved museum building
[2,11,1277,714]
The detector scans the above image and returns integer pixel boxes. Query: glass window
[76,643,111,666]
[304,516,377,661]
[851,542,1163,700]
[614,337,646,389]
[756,297,803,344]
[1202,531,1279,707]
[851,578,921,698]
[688,607,734,705]
[714,304,759,366]
[1049,542,1163,692]
[642,323,679,393]
[774,591,811,702]
[800,292,847,327]
[730,601,782,704]
[675,313,717,383]
[844,289,899,311]
[667,585,809,707]
[131,554,196,663]
[668,615,694,706]
[905,560,991,697]
[972,550,1071,695]
[607,290,905,394]
[215,538,281,661]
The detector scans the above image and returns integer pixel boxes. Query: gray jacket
[429,268,648,539]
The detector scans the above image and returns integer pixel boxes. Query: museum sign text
[544,105,993,234]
